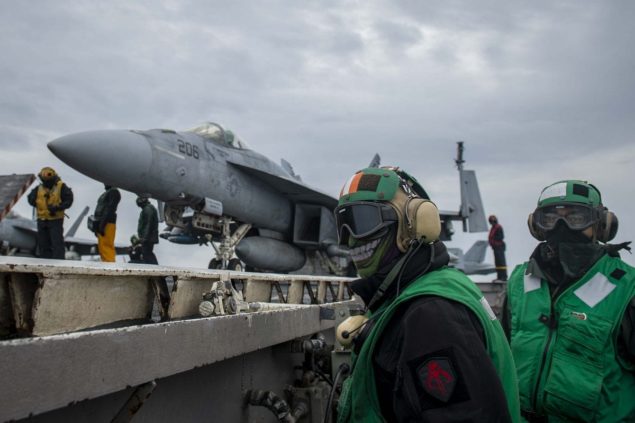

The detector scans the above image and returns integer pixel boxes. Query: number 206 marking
[178,140,199,159]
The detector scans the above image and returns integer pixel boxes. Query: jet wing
[10,219,38,234]
[228,162,338,209]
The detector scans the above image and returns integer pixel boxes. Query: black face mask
[544,221,592,245]
[541,221,604,280]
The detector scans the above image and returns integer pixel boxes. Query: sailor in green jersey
[502,180,635,422]
[334,166,520,422]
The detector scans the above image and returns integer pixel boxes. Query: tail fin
[368,153,381,168]
[65,206,89,237]
[459,169,487,232]
[463,240,488,264]
[447,247,463,261]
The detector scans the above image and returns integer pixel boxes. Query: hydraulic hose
[323,363,351,423]
[246,389,308,423]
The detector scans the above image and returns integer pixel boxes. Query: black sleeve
[373,296,512,423]
[59,184,73,210]
[618,296,635,366]
[27,187,38,207]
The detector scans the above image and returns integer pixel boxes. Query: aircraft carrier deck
[0,257,505,422]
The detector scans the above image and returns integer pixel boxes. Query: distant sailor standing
[488,214,508,281]
[93,184,121,262]
[27,167,73,259]
[136,196,159,265]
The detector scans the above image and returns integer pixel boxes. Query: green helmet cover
[537,180,602,208]
[338,167,429,206]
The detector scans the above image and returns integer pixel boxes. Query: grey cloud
[373,19,422,50]
[1,1,634,269]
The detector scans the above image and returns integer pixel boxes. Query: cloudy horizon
[2,0,634,273]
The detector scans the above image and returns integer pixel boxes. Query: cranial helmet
[38,167,57,181]
[528,180,618,243]
[336,166,441,252]
[136,196,149,206]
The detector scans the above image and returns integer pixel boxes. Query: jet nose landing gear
[208,257,243,271]
[208,218,251,271]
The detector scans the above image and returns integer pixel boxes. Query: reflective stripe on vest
[507,255,635,422]
[523,273,541,293]
[573,273,616,307]
[35,181,64,220]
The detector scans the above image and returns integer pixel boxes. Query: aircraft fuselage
[49,126,294,234]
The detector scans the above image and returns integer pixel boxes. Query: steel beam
[0,302,350,421]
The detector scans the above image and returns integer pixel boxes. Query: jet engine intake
[293,204,338,249]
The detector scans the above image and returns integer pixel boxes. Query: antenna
[455,141,465,171]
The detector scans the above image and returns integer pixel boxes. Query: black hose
[323,363,350,423]
[246,389,291,421]
[315,368,334,386]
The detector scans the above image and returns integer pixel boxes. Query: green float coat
[507,254,635,422]
[337,267,520,422]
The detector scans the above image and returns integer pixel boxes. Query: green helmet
[338,166,429,205]
[336,166,441,279]
[537,180,602,208]
[336,166,440,252]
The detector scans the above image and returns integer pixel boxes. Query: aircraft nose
[48,130,153,192]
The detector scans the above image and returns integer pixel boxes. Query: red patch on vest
[417,358,456,402]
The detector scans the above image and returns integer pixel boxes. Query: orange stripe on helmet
[340,172,363,198]
[349,173,363,194]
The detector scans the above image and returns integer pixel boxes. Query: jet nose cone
[48,130,153,192]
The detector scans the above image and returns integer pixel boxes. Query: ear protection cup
[390,187,441,252]
[406,198,441,243]
[527,212,545,241]
[596,208,618,242]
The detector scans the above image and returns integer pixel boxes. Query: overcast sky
[1,0,634,275]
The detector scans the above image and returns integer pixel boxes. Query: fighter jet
[448,240,496,276]
[48,123,487,273]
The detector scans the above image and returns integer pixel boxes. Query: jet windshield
[187,122,249,149]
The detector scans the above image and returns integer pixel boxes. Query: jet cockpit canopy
[187,122,249,150]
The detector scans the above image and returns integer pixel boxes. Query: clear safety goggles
[533,204,599,231]
[335,202,398,245]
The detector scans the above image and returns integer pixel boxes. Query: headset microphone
[341,321,368,340]
[336,310,387,351]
